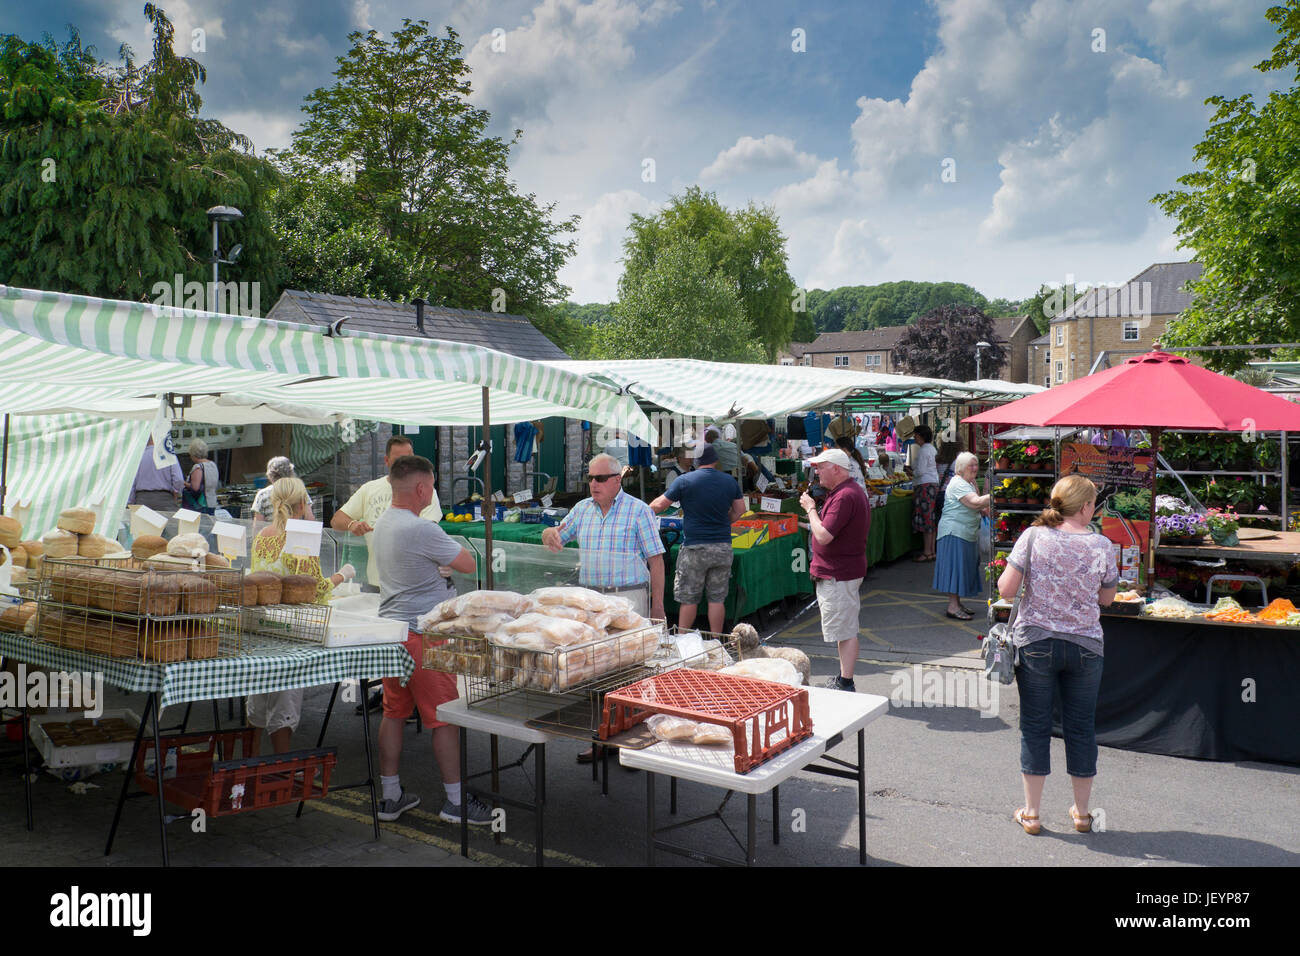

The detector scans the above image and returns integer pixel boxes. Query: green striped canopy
[0,286,655,438]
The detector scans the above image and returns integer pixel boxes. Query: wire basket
[239,602,332,644]
[35,556,245,661]
[422,633,491,677]
[465,621,666,704]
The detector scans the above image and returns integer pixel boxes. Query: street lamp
[206,205,243,313]
[975,340,992,381]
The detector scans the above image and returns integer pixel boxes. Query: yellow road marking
[308,799,519,866]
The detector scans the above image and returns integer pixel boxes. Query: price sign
[760,497,782,513]
[755,474,770,492]
[512,488,533,504]
[284,518,323,558]
[492,490,505,502]
[541,494,554,509]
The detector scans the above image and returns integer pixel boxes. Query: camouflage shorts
[674,543,735,605]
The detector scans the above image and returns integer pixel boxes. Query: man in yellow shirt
[330,436,442,588]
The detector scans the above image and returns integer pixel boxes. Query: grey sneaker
[377,790,420,822]
[822,675,857,692]
[439,793,494,826]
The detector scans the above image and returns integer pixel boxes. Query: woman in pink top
[997,476,1118,836]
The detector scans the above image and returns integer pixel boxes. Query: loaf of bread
[141,620,187,662]
[528,586,611,612]
[203,552,230,569]
[57,507,97,535]
[187,621,219,660]
[0,515,21,549]
[42,528,78,559]
[176,575,218,614]
[0,601,37,631]
[279,574,317,604]
[7,544,26,568]
[167,533,209,558]
[449,589,532,618]
[131,535,168,560]
[79,533,124,558]
[246,571,282,605]
[142,572,181,616]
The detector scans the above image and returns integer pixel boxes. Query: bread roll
[176,575,218,614]
[203,552,230,569]
[131,535,168,560]
[57,507,96,535]
[42,528,78,559]
[167,533,209,558]
[280,574,316,604]
[79,532,123,558]
[0,515,22,549]
[7,544,27,568]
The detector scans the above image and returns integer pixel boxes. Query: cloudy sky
[4,0,1287,304]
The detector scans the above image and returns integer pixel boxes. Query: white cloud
[770,160,856,217]
[220,110,298,155]
[699,134,819,182]
[804,218,892,289]
[558,189,660,302]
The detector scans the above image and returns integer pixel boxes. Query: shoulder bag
[983,527,1035,684]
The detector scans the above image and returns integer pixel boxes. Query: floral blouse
[1008,526,1118,643]
[251,532,333,604]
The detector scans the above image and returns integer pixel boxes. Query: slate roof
[264,290,570,360]
[1054,261,1202,323]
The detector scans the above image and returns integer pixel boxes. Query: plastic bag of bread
[646,713,699,741]
[503,612,599,647]
[527,586,610,612]
[167,533,209,558]
[720,657,802,688]
[691,722,733,746]
[42,528,78,559]
[508,632,549,650]
[536,604,588,623]
[449,589,531,618]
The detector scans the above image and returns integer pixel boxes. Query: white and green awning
[0,286,655,438]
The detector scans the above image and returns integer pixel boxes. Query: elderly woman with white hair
[183,438,220,514]
[250,456,298,531]
[933,451,991,620]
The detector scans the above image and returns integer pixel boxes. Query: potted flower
[1156,511,1208,545]
[992,439,1011,471]
[1025,480,1044,505]
[1024,443,1048,471]
[1008,478,1027,505]
[987,552,1008,581]
[1206,508,1240,546]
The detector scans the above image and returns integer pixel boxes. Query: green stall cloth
[867,508,887,565]
[437,521,560,546]
[881,494,922,562]
[665,530,813,624]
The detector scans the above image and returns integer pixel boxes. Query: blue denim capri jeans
[1015,637,1104,777]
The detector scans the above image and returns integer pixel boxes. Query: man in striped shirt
[542,453,665,620]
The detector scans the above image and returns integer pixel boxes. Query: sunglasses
[587,473,620,483]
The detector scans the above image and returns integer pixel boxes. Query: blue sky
[2,1,1287,304]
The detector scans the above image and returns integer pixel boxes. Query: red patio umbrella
[964,351,1300,431]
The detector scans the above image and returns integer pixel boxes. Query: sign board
[130,505,168,538]
[284,518,323,558]
[755,474,770,492]
[212,521,247,559]
[1059,442,1155,490]
[541,494,554,509]
[760,496,782,513]
[512,488,533,504]
[173,508,202,536]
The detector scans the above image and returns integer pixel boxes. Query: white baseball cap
[807,449,853,471]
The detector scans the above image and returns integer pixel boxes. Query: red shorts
[382,632,458,728]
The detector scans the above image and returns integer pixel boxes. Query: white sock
[444,782,462,805]
[381,774,401,802]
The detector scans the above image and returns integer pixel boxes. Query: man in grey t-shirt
[370,455,489,825]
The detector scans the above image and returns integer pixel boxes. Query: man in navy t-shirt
[651,443,745,632]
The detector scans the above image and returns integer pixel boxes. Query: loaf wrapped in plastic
[691,722,733,745]
[528,586,611,612]
[646,713,698,741]
[502,612,600,647]
[451,589,532,618]
[720,657,802,688]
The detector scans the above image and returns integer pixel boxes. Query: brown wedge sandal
[1014,807,1042,835]
[1069,805,1093,833]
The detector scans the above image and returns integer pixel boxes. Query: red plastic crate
[134,730,337,817]
[600,669,812,773]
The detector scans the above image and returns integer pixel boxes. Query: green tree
[893,304,1006,380]
[620,186,795,360]
[0,9,280,306]
[286,19,577,318]
[592,242,764,363]
[1153,2,1300,369]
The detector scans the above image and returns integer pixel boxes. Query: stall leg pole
[482,387,494,591]
[772,785,780,846]
[491,734,501,846]
[746,793,757,866]
[1148,429,1161,589]
[670,776,677,815]
[21,707,33,831]
[535,743,546,868]
[358,678,379,840]
[858,728,867,865]
[1282,432,1288,530]
[646,770,657,866]
[1,412,9,512]
[298,681,340,819]
[459,726,470,857]
[107,693,153,856]
[149,693,170,867]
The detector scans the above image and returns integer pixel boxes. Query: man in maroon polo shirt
[800,448,871,691]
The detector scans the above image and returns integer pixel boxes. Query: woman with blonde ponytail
[247,477,356,754]
[997,475,1118,836]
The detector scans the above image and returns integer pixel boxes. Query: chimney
[413,297,426,335]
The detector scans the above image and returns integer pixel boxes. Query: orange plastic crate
[599,669,812,773]
[134,730,337,817]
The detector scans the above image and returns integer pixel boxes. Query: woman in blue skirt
[933,452,990,620]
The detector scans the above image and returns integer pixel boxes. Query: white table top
[436,693,572,745]
[618,687,889,794]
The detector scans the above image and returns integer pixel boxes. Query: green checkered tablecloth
[0,632,415,711]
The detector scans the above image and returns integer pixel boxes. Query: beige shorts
[815,577,863,643]
[246,688,303,734]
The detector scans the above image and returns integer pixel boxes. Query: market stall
[966,351,1300,765]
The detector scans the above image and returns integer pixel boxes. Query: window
[1123,321,1140,342]
[803,355,812,366]
[864,354,882,368]
[779,357,794,366]
[1055,326,1063,346]
[834,354,850,367]
[1055,360,1064,384]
